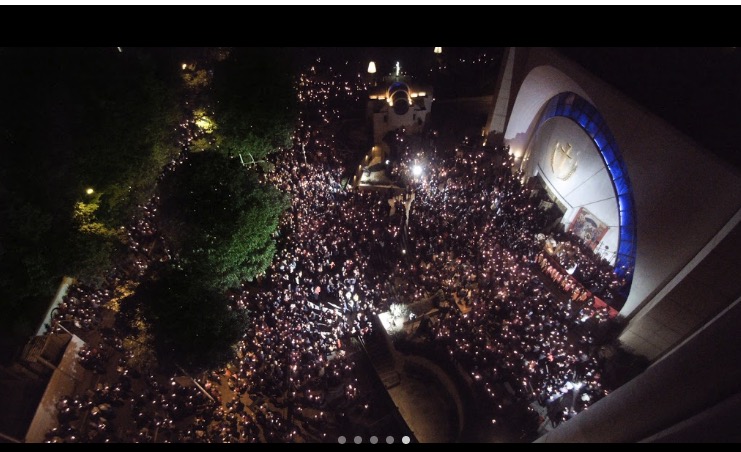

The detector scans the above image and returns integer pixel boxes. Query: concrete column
[486,47,516,135]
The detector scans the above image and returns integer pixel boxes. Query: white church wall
[505,49,741,320]
[526,117,620,259]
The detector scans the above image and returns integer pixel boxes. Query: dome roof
[387,82,411,115]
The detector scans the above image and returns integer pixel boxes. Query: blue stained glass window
[618,242,633,256]
[594,131,608,149]
[537,92,637,302]
[610,164,624,181]
[585,119,599,136]
[601,148,617,164]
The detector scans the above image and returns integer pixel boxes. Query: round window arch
[536,92,636,301]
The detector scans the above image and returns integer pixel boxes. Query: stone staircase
[361,327,400,389]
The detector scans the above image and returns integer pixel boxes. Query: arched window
[538,92,636,298]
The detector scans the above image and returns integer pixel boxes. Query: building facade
[488,47,741,442]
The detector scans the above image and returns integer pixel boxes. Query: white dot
[370,436,378,444]
[402,435,410,444]
[386,435,394,444]
[338,436,346,444]
[354,436,362,444]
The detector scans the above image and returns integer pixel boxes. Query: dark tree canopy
[211,47,297,161]
[158,152,288,291]
[0,48,180,342]
[135,266,248,372]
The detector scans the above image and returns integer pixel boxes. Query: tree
[0,47,180,341]
[211,47,297,161]
[135,265,248,372]
[157,151,288,291]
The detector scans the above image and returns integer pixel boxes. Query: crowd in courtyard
[43,54,629,442]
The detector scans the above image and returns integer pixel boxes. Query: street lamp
[86,188,94,195]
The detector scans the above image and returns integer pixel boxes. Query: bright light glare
[412,165,423,177]
[367,61,376,74]
[86,188,94,195]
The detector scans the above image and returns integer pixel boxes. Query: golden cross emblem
[551,141,577,180]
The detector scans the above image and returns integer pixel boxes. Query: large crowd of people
[373,131,624,432]
[42,53,631,442]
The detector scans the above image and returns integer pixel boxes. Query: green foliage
[67,231,120,289]
[0,200,57,308]
[66,52,181,227]
[158,152,288,290]
[211,47,297,160]
[0,48,180,337]
[73,194,121,239]
[182,68,212,91]
[135,265,248,372]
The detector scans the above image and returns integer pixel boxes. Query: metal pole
[175,364,216,403]
[0,431,23,443]
[55,322,76,338]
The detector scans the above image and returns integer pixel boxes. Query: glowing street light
[85,188,95,195]
[434,47,442,54]
[412,164,423,177]
[367,61,376,74]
